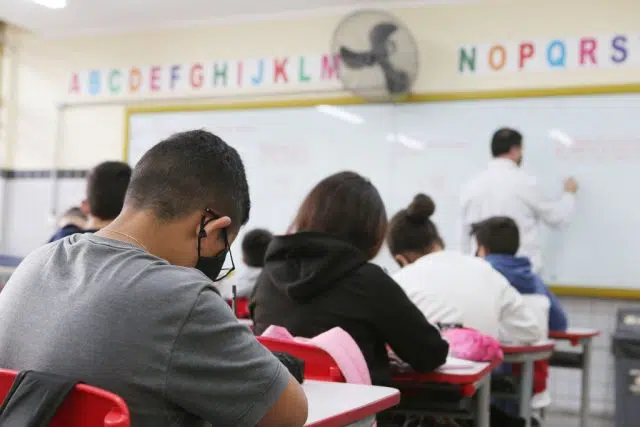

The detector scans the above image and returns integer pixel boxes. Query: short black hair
[292,171,387,260]
[87,161,132,220]
[471,216,520,255]
[242,229,273,267]
[125,130,250,228]
[491,127,523,157]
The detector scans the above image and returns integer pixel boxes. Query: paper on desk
[443,356,475,369]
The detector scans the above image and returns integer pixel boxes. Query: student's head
[290,171,387,260]
[491,127,523,166]
[242,228,273,268]
[82,161,132,221]
[387,194,444,267]
[58,206,87,228]
[121,129,250,275]
[471,216,520,257]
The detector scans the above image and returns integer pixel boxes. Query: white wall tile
[549,296,640,417]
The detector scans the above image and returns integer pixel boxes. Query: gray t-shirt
[0,234,289,427]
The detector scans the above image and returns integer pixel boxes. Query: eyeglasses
[203,208,236,281]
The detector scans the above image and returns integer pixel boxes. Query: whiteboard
[127,94,640,289]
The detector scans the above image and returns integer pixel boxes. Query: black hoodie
[250,231,448,385]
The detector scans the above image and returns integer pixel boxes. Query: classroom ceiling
[0,0,477,38]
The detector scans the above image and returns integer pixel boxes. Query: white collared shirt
[460,158,575,272]
[392,251,542,343]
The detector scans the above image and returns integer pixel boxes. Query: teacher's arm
[522,176,577,228]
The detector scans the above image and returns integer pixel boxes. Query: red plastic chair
[257,336,345,382]
[0,369,130,427]
[226,297,250,318]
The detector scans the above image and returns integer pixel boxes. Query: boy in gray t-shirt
[0,130,307,427]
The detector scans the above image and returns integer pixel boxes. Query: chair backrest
[226,297,250,319]
[257,336,345,382]
[0,369,130,427]
[522,294,551,338]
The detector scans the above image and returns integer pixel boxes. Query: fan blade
[339,46,376,69]
[369,23,398,47]
[379,59,410,94]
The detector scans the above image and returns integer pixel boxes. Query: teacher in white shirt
[460,127,578,273]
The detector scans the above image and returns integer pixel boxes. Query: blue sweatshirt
[484,254,568,332]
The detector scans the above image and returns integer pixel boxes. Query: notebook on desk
[443,356,476,369]
[388,354,476,372]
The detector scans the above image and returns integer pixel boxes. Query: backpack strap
[0,370,79,427]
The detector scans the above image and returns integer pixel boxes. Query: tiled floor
[545,411,613,427]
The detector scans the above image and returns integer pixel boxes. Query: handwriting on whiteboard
[556,139,640,161]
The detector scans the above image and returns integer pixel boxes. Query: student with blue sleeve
[472,216,568,331]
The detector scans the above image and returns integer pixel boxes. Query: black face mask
[195,215,234,282]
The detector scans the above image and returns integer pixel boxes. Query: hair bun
[406,194,435,222]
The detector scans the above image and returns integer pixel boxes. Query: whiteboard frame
[123,82,640,300]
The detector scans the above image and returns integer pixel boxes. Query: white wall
[4,0,640,172]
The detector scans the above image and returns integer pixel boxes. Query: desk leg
[519,360,534,427]
[580,339,593,427]
[477,375,491,427]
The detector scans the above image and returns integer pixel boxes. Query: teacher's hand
[564,177,578,194]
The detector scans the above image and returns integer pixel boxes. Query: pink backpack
[260,326,372,385]
[441,327,503,362]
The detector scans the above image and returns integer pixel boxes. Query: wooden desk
[392,358,501,427]
[303,380,400,427]
[502,340,555,427]
[549,328,600,427]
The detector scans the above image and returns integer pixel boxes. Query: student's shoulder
[468,256,513,286]
[349,262,404,294]
[132,263,230,320]
[139,261,216,292]
[352,261,390,280]
[16,241,57,268]
[48,224,83,242]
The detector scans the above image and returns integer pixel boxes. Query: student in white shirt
[217,228,273,299]
[460,127,578,273]
[387,193,542,343]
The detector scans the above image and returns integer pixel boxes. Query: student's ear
[80,200,90,215]
[195,215,233,254]
[476,245,487,257]
[197,216,232,239]
[394,254,411,267]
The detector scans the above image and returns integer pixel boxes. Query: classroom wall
[1,0,638,416]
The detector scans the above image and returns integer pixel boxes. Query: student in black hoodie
[250,171,448,386]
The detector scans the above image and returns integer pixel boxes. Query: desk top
[501,340,555,354]
[303,380,399,427]
[392,357,500,385]
[501,340,555,363]
[549,328,600,345]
